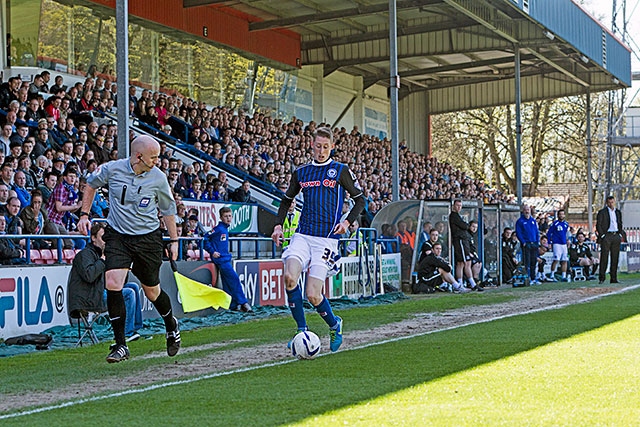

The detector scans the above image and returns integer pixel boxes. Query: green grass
[0,290,516,394]
[2,281,640,425]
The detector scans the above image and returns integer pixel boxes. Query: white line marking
[2,284,639,420]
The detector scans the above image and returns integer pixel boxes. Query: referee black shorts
[103,225,164,287]
[453,238,471,264]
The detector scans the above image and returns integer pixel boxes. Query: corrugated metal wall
[528,0,631,85]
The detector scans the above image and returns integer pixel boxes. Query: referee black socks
[107,289,127,346]
[153,289,177,332]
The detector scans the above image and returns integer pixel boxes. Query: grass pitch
[1,281,639,426]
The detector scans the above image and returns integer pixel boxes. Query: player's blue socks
[286,285,307,330]
[314,296,338,328]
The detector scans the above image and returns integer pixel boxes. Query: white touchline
[2,284,639,420]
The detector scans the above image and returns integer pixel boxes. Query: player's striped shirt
[283,159,362,239]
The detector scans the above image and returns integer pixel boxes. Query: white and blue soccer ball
[291,331,321,360]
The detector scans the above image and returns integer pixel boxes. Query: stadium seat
[187,249,197,260]
[203,250,211,261]
[30,249,43,264]
[39,249,56,264]
[63,249,77,264]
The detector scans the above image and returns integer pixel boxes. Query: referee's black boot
[166,317,181,357]
[106,344,130,363]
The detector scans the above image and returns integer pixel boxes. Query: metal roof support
[390,0,400,202]
[586,90,594,233]
[332,95,357,129]
[515,44,522,204]
[116,0,130,159]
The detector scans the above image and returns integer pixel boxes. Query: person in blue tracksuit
[203,206,252,312]
[515,204,540,284]
[547,209,570,282]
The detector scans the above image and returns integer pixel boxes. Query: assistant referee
[78,135,181,363]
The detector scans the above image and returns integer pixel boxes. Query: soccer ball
[290,331,321,360]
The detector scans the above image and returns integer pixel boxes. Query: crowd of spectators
[0,69,514,264]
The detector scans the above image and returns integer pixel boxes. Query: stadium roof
[182,0,632,114]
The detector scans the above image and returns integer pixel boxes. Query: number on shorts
[322,247,338,268]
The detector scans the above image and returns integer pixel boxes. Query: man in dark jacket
[0,215,27,264]
[449,199,480,290]
[67,222,107,317]
[414,242,469,294]
[231,180,252,203]
[596,195,626,284]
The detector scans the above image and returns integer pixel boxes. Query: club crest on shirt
[327,168,337,178]
[221,234,227,241]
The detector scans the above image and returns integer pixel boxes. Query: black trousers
[599,233,622,282]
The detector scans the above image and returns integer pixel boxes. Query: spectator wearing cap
[52,157,66,174]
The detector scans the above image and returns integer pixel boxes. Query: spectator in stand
[19,190,50,249]
[0,162,14,188]
[185,178,203,200]
[0,124,11,156]
[0,216,28,265]
[45,165,81,249]
[174,203,187,226]
[5,196,25,249]
[515,204,540,285]
[12,170,31,208]
[231,180,252,203]
[38,170,58,205]
[167,168,187,197]
[0,183,10,217]
[25,97,45,123]
[49,75,65,95]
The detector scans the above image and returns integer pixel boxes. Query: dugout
[483,203,522,284]
[371,200,451,283]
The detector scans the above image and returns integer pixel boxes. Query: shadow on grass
[5,285,640,426]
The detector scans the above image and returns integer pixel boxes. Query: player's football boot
[329,316,343,352]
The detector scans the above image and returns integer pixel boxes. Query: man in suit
[596,196,626,284]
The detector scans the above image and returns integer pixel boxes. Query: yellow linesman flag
[171,260,232,312]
